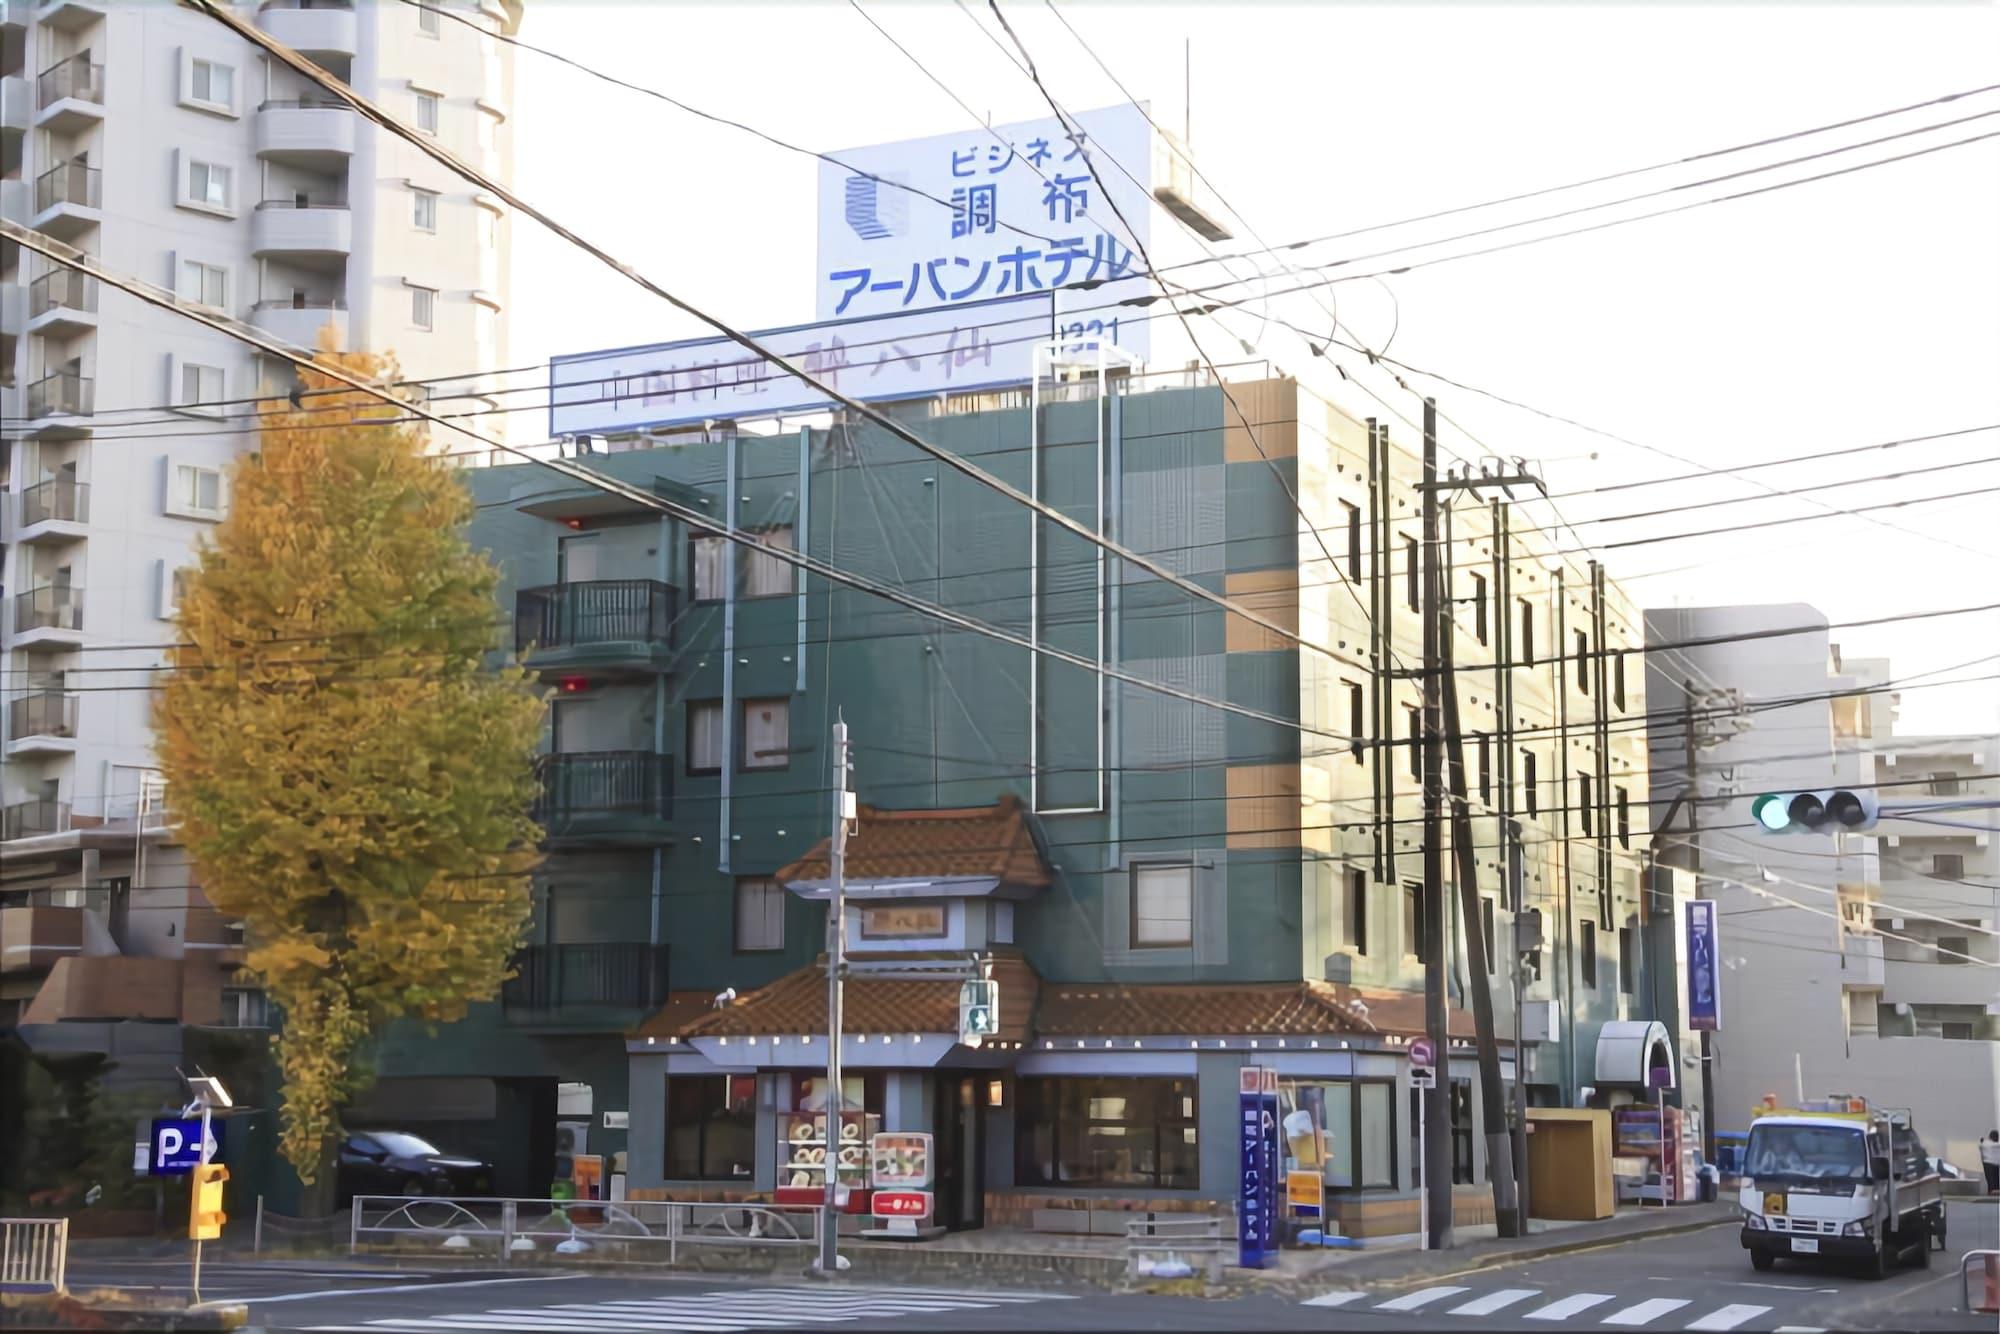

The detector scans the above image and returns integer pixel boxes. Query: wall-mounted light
[987,1079,1004,1108]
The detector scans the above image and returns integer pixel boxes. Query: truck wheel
[1750,1249,1775,1272]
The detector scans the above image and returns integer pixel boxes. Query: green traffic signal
[1752,793,1790,831]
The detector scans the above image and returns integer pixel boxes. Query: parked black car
[338,1130,493,1201]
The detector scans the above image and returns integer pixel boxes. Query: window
[187,158,231,211]
[1616,786,1631,848]
[664,1075,756,1180]
[1481,897,1495,975]
[1518,599,1535,666]
[686,700,723,775]
[1014,1077,1198,1188]
[1928,771,1961,796]
[1931,853,1965,880]
[1407,705,1422,779]
[175,463,222,514]
[1614,652,1627,710]
[1619,927,1637,996]
[1403,882,1422,958]
[1471,572,1488,644]
[734,877,784,952]
[1347,868,1368,956]
[1308,1079,1397,1189]
[181,259,227,310]
[179,364,223,412]
[1934,932,1971,965]
[1340,499,1362,581]
[1943,1021,1975,1040]
[410,284,436,330]
[691,535,728,601]
[1521,749,1537,818]
[219,987,268,1028]
[1476,733,1491,805]
[415,89,441,134]
[191,58,233,107]
[1131,863,1194,948]
[1345,680,1365,763]
[1449,1079,1476,1184]
[1403,535,1419,611]
[1581,919,1598,987]
[417,1,440,34]
[740,697,790,770]
[743,526,794,598]
[412,188,438,231]
[1574,630,1591,692]
[1578,772,1593,836]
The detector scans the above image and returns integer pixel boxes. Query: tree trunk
[296,1137,340,1219]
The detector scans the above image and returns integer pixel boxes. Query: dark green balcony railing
[501,943,669,1014]
[514,579,677,655]
[534,750,673,823]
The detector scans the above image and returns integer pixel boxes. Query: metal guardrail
[350,1195,820,1266]
[1964,1248,2000,1314]
[1125,1214,1223,1284]
[0,1217,67,1294]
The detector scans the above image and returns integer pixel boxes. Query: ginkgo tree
[155,351,546,1206]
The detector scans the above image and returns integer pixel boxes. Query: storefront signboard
[1238,1065,1279,1268]
[1287,1169,1325,1220]
[870,1132,933,1188]
[872,1190,933,1221]
[1686,899,1722,1032]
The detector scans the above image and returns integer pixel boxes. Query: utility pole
[1508,819,1531,1228]
[816,714,854,1277]
[1682,683,1716,1167]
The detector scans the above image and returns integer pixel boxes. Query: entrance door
[931,1075,985,1231]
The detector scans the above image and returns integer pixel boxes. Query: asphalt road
[63,1200,2000,1333]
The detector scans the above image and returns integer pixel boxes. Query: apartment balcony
[0,905,84,974]
[6,689,79,757]
[0,74,29,134]
[24,370,91,437]
[255,99,355,166]
[1840,933,1885,989]
[1885,954,2000,1005]
[0,0,23,30]
[514,579,679,673]
[1,798,68,841]
[32,161,101,239]
[534,751,674,845]
[251,200,351,263]
[27,268,95,339]
[0,175,28,223]
[501,942,670,1029]
[34,55,102,135]
[256,0,357,60]
[9,477,88,548]
[250,298,347,351]
[11,584,83,647]
[35,0,105,33]
[0,279,21,337]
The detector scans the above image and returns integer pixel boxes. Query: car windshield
[1745,1124,1867,1183]
[366,1131,443,1158]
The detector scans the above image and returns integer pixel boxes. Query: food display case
[773,1108,882,1214]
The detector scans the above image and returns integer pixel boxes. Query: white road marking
[1686,1306,1773,1332]
[1375,1286,1471,1312]
[1772,1327,1826,1333]
[365,1321,739,1333]
[252,1274,589,1305]
[1601,1297,1692,1326]
[1523,1293,1617,1322]
[1447,1289,1540,1316]
[516,1307,805,1327]
[1302,1290,1369,1308]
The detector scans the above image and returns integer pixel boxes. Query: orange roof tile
[670,951,1039,1045]
[777,795,1050,890]
[628,991,721,1042]
[1034,981,1382,1039]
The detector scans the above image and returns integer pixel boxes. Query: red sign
[872,1190,932,1220]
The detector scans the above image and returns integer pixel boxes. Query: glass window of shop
[1281,1079,1397,1190]
[663,1074,757,1180]
[775,1072,886,1192]
[1014,1078,1199,1189]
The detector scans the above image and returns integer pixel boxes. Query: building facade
[0,0,518,1067]
[1644,608,2000,1168]
[370,365,1681,1233]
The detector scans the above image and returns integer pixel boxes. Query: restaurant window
[1284,1078,1395,1191]
[740,697,790,770]
[664,1074,756,1180]
[734,877,784,952]
[1347,868,1368,956]
[1345,680,1365,763]
[1131,863,1194,948]
[1015,1077,1198,1189]
[1340,499,1362,582]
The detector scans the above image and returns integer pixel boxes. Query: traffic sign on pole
[1409,1037,1438,1091]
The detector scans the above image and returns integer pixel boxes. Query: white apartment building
[1645,606,2000,1169]
[0,0,519,1055]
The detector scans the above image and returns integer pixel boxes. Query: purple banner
[1686,899,1721,1032]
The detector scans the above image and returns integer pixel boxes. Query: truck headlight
[1842,1220,1870,1237]
[1744,1214,1767,1230]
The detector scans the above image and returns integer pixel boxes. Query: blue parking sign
[150,1117,222,1176]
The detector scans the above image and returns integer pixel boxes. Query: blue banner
[1237,1067,1278,1268]
[149,1117,222,1176]
[1686,899,1721,1032]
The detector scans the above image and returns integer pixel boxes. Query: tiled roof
[628,991,723,1042]
[1034,981,1382,1039]
[671,951,1039,1044]
[776,795,1050,889]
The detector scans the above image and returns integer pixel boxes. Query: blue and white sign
[549,294,1055,438]
[816,104,1154,362]
[149,1116,222,1176]
[1237,1065,1278,1269]
[1686,899,1721,1032]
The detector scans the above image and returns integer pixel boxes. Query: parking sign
[150,1117,222,1176]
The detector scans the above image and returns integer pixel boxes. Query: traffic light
[1750,789,1878,834]
[189,1162,228,1240]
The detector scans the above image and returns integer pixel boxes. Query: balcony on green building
[500,942,669,1030]
[514,579,678,674]
[534,750,673,845]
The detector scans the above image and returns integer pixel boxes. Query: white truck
[1737,1095,1945,1277]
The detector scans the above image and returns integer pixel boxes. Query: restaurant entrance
[932,1073,985,1231]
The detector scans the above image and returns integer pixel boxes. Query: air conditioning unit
[555,1121,588,1158]
[1521,999,1560,1043]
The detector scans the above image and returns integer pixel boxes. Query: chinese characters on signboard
[1237,1065,1278,1268]
[1686,899,1721,1032]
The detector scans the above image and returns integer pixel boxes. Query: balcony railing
[34,161,99,213]
[501,942,669,1014]
[535,751,673,823]
[19,477,87,526]
[253,296,345,313]
[9,690,77,738]
[254,196,350,212]
[515,579,678,654]
[257,96,348,111]
[35,55,101,109]
[1,799,69,840]
[26,370,91,418]
[28,270,95,318]
[14,584,82,633]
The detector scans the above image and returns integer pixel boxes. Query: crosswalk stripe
[1524,1293,1617,1322]
[530,1307,804,1327]
[1376,1286,1471,1312]
[1448,1289,1541,1316]
[1302,1291,1368,1308]
[741,1285,1070,1302]
[1600,1298,1691,1326]
[590,1303,856,1324]
[1772,1327,1825,1332]
[366,1321,738,1333]
[1687,1308,1773,1333]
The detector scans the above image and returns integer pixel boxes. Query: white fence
[0,1217,68,1294]
[350,1196,822,1266]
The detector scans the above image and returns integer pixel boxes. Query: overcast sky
[506,1,2000,734]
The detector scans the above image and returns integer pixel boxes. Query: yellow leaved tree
[155,351,545,1207]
